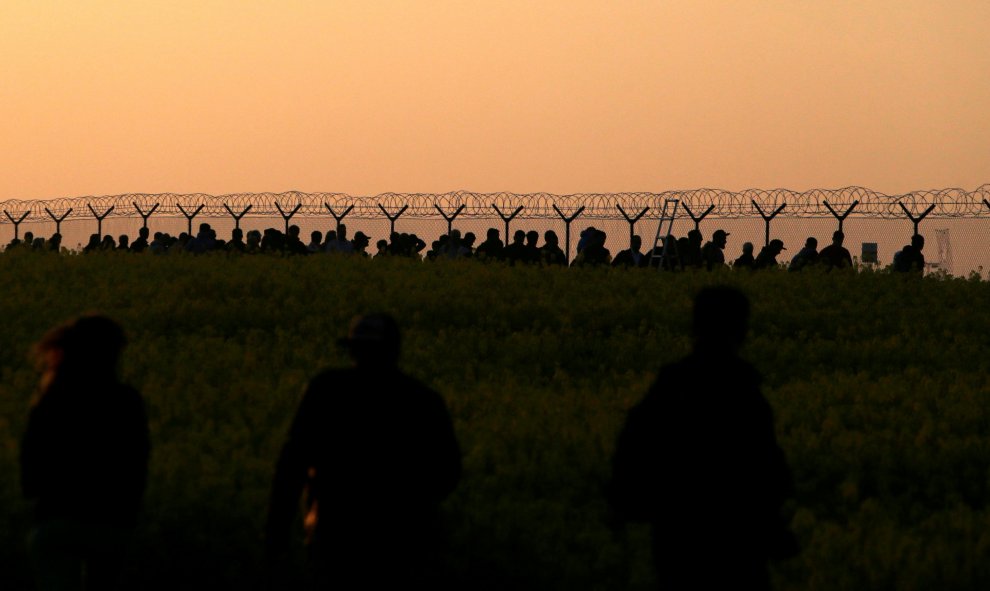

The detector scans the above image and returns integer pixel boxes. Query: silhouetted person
[503,230,528,265]
[129,227,150,253]
[352,231,371,257]
[701,229,730,270]
[266,314,461,589]
[609,287,796,589]
[100,235,116,251]
[818,230,853,270]
[307,230,324,253]
[683,229,704,268]
[788,237,818,272]
[733,242,756,269]
[893,234,925,273]
[524,230,540,263]
[374,239,389,259]
[754,239,786,270]
[225,228,246,253]
[612,235,646,268]
[21,315,150,591]
[48,233,62,253]
[285,225,309,255]
[83,234,101,254]
[540,230,567,266]
[246,230,262,253]
[573,229,611,267]
[474,228,504,261]
[462,232,476,256]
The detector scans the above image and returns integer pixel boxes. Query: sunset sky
[2,1,987,200]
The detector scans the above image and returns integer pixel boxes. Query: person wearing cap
[701,230,730,271]
[609,286,797,589]
[351,231,371,257]
[754,239,786,270]
[788,237,819,272]
[818,231,853,270]
[266,313,461,588]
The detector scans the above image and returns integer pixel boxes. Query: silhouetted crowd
[4,222,931,273]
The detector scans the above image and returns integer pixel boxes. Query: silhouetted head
[769,239,786,254]
[199,222,211,234]
[118,235,129,248]
[87,234,100,248]
[912,234,925,251]
[337,224,348,240]
[688,229,703,245]
[339,314,401,368]
[513,230,525,245]
[353,231,370,248]
[742,242,754,255]
[545,230,559,246]
[713,230,729,248]
[139,227,150,239]
[310,230,323,244]
[832,230,844,246]
[486,228,499,241]
[35,315,127,390]
[288,225,301,238]
[804,237,817,249]
[631,235,642,250]
[693,286,749,353]
[463,232,476,247]
[231,228,243,241]
[376,239,388,252]
[526,230,538,247]
[25,232,34,243]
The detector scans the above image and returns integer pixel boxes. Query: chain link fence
[3,188,988,276]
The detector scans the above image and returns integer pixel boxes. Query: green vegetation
[1,250,988,590]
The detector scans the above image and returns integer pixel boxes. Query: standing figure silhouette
[20,315,150,591]
[609,286,796,589]
[266,313,461,589]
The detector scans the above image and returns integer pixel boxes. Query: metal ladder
[649,199,679,270]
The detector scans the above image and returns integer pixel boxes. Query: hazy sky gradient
[3,1,988,199]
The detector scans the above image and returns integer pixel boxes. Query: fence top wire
[2,185,989,222]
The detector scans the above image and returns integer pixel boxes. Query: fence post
[681,203,715,232]
[492,204,524,248]
[553,204,586,265]
[44,208,72,237]
[324,203,354,234]
[616,205,648,251]
[3,210,30,241]
[898,201,936,236]
[176,204,205,235]
[223,204,253,230]
[378,204,409,237]
[87,204,114,239]
[435,204,466,236]
[132,202,160,230]
[752,201,786,246]
[274,202,302,235]
[822,200,859,233]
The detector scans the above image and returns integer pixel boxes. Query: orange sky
[2,1,987,199]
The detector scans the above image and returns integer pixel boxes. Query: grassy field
[1,250,989,590]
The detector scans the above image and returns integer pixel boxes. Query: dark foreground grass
[1,250,989,590]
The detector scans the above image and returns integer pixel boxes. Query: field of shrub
[1,250,988,590]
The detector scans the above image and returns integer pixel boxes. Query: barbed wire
[2,185,989,223]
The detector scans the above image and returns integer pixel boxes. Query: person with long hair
[20,315,150,590]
